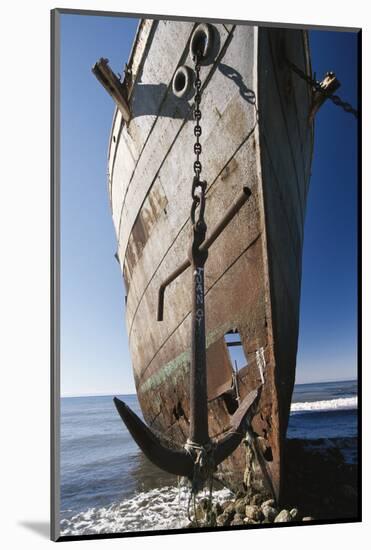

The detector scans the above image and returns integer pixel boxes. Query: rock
[243,488,254,502]
[222,500,234,511]
[217,512,233,527]
[250,493,264,506]
[213,502,223,516]
[194,505,205,522]
[216,504,235,526]
[261,499,275,508]
[302,516,315,522]
[290,508,299,520]
[274,509,292,523]
[234,499,247,515]
[224,504,236,517]
[195,502,207,521]
[194,498,212,521]
[245,505,264,522]
[231,514,245,526]
[262,505,278,522]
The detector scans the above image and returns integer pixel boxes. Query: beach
[60,379,358,536]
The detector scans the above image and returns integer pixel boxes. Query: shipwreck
[92,19,343,504]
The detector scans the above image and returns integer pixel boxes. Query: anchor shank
[189,254,209,445]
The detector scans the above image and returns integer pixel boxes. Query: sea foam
[291,397,357,413]
[60,485,233,537]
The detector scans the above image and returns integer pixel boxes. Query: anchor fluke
[114,387,259,480]
[213,388,260,465]
[113,397,194,477]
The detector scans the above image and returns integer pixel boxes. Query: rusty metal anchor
[114,184,257,484]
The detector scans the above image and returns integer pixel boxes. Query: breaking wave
[60,485,233,537]
[291,397,357,413]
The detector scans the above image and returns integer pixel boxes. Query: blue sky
[60,15,358,396]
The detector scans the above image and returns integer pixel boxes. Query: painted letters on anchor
[194,267,204,325]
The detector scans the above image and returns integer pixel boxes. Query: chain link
[190,52,207,236]
[286,59,358,118]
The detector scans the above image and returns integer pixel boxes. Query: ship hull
[108,21,313,501]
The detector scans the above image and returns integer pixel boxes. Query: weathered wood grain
[115,24,232,261]
[107,20,154,208]
[122,25,255,306]
[257,27,313,447]
[110,21,197,233]
[127,19,155,86]
[108,110,121,187]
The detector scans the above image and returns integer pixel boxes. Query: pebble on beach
[245,505,264,522]
[290,508,299,520]
[230,514,245,526]
[274,509,292,523]
[187,436,357,529]
[188,491,311,528]
[262,505,278,522]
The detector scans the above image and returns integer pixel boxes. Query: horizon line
[61,376,357,399]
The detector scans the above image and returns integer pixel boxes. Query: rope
[187,486,194,524]
[184,440,216,488]
[244,426,277,499]
[232,361,241,405]
[184,439,216,527]
[256,347,266,385]
[193,492,199,528]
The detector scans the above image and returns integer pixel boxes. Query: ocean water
[59,379,357,536]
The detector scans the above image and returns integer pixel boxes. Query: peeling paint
[140,350,190,394]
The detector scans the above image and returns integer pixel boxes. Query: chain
[190,52,207,245]
[286,59,358,118]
